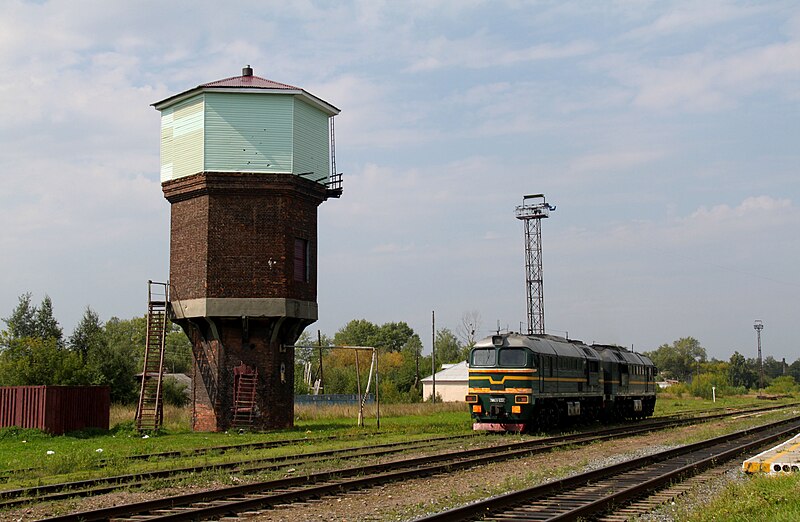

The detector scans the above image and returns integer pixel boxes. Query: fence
[0,386,110,434]
[295,393,374,406]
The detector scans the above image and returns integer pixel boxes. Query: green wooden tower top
[153,66,340,191]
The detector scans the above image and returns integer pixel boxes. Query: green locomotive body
[466,333,656,432]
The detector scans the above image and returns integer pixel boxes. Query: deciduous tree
[434,328,462,365]
[728,351,757,389]
[644,337,707,382]
[456,310,481,349]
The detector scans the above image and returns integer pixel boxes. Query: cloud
[675,196,797,240]
[626,41,800,111]
[311,74,446,149]
[595,10,800,113]
[689,195,792,220]
[567,149,665,175]
[0,0,797,362]
[623,2,764,41]
[558,196,800,267]
[407,33,595,72]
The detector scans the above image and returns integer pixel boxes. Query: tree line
[292,318,474,402]
[643,337,800,398]
[0,293,191,403]
[3,294,795,404]
[0,295,479,404]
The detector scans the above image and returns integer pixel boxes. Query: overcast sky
[1,1,798,362]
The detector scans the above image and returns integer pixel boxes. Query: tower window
[294,238,309,282]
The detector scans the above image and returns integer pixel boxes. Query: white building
[421,361,469,402]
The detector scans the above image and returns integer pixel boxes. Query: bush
[766,375,798,395]
[690,372,738,400]
[162,376,190,407]
[668,382,689,398]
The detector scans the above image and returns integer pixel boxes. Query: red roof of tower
[152,66,339,115]
[200,74,300,90]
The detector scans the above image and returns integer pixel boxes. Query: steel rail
[0,431,476,481]
[550,425,788,522]
[0,434,476,508]
[9,417,685,509]
[13,404,793,519]
[2,402,788,483]
[36,411,770,522]
[1,418,680,506]
[419,416,800,521]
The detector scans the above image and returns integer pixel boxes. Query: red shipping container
[0,386,110,434]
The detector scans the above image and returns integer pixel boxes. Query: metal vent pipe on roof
[242,65,253,76]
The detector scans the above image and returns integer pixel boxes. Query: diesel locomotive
[466,333,657,432]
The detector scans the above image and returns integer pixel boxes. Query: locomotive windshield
[471,348,496,367]
[498,348,527,367]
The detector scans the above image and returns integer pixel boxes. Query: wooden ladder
[135,281,169,432]
[232,362,258,430]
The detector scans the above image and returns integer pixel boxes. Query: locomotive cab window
[471,348,496,367]
[498,348,527,367]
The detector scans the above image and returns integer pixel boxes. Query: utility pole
[754,320,764,391]
[317,329,324,394]
[431,310,436,404]
[515,194,556,335]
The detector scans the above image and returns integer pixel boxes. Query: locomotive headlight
[511,406,521,414]
[465,395,478,403]
[515,395,530,404]
[472,405,482,413]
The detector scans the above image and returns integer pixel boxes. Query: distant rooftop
[421,360,469,383]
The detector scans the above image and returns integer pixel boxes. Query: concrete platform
[742,432,800,474]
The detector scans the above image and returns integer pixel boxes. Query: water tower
[153,66,342,431]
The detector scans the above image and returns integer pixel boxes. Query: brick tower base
[179,318,300,431]
[163,172,327,432]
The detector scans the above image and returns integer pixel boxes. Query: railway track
[5,402,791,483]
[31,408,793,522]
[0,433,477,510]
[419,415,800,521]
[0,431,419,482]
[0,412,724,510]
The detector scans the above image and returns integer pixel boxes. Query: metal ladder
[326,117,343,198]
[135,281,169,431]
[232,362,258,430]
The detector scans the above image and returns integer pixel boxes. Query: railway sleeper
[596,466,729,522]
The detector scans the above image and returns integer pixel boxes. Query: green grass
[684,473,800,522]
[0,395,794,500]
[653,394,798,417]
[0,396,784,480]
[0,402,473,489]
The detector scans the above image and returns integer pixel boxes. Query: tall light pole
[515,194,556,335]
[754,320,764,391]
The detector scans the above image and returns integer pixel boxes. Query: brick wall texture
[163,172,327,302]
[162,172,327,431]
[185,318,298,431]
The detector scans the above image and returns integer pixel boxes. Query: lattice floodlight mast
[515,194,556,335]
[754,320,764,391]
